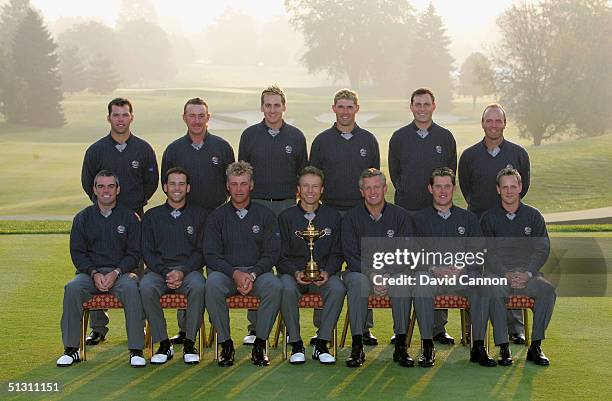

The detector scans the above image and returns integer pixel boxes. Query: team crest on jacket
[506,164,514,169]
[285,145,293,154]
[324,227,332,236]
[131,160,140,169]
[435,145,442,154]
[359,148,367,157]
[117,225,126,234]
[524,226,532,236]
[186,226,194,235]
[252,225,260,234]
[211,156,219,165]
[386,229,395,237]
[457,226,465,235]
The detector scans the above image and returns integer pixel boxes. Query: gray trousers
[89,260,145,334]
[437,279,489,342]
[140,271,206,344]
[61,272,145,350]
[342,271,434,339]
[490,275,556,344]
[280,274,346,343]
[206,271,282,343]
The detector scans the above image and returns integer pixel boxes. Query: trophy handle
[294,230,304,239]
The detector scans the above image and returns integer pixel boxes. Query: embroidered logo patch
[186,226,194,235]
[131,160,140,169]
[458,226,465,235]
[359,148,367,157]
[524,226,532,236]
[324,227,332,236]
[386,229,395,237]
[285,145,293,154]
[506,164,514,169]
[211,156,219,165]
[252,225,260,234]
[117,225,126,234]
[436,145,442,154]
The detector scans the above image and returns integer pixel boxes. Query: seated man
[412,167,500,366]
[481,167,556,366]
[204,161,282,367]
[278,166,345,365]
[57,170,145,367]
[342,168,435,368]
[140,167,207,365]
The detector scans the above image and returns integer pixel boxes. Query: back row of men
[57,87,553,368]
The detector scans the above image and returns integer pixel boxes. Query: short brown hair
[429,167,456,186]
[298,166,325,185]
[358,168,386,189]
[94,170,119,187]
[107,98,133,115]
[165,166,190,185]
[183,97,209,114]
[482,103,507,123]
[410,88,435,104]
[226,161,254,181]
[334,88,359,106]
[496,167,522,186]
[261,85,286,105]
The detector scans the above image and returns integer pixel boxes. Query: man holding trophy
[277,166,346,365]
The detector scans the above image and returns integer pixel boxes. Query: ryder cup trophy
[295,220,329,281]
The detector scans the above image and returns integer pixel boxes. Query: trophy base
[302,275,324,282]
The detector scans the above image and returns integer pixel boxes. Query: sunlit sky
[29,0,518,62]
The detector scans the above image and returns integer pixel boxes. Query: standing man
[388,88,457,344]
[204,161,282,367]
[57,170,145,367]
[342,168,435,368]
[238,85,307,343]
[459,103,531,343]
[412,167,500,366]
[161,97,235,344]
[481,168,555,366]
[139,167,207,365]
[278,166,345,365]
[80,98,159,346]
[309,88,380,345]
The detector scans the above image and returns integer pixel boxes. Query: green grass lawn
[1,234,611,400]
[0,90,611,218]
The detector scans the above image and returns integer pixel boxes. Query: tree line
[1,0,610,146]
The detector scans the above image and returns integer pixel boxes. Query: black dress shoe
[418,342,435,367]
[218,339,235,367]
[511,333,526,345]
[85,331,106,346]
[433,332,455,345]
[498,343,513,366]
[390,335,396,345]
[251,338,269,366]
[362,331,378,346]
[346,344,365,368]
[527,344,550,366]
[470,342,496,367]
[170,331,186,345]
[393,345,414,367]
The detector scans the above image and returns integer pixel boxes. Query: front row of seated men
[57,162,555,368]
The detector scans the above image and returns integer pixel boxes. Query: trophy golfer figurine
[294,220,329,281]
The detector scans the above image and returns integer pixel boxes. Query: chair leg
[460,309,467,346]
[485,321,491,353]
[81,309,90,361]
[214,330,218,361]
[340,310,349,348]
[273,314,283,348]
[523,308,531,347]
[208,325,214,349]
[145,320,152,358]
[199,317,205,360]
[282,323,287,360]
[407,309,416,348]
[332,326,337,358]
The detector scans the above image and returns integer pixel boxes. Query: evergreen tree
[408,3,454,111]
[59,46,88,93]
[87,54,120,94]
[10,8,64,126]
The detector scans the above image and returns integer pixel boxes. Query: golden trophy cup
[294,220,329,281]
